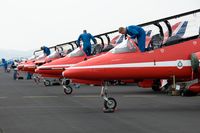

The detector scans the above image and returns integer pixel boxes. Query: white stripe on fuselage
[67,60,193,69]
[38,64,75,69]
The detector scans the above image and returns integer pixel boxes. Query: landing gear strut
[33,75,42,84]
[101,82,117,113]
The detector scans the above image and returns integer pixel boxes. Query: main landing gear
[101,82,117,113]
[33,75,42,84]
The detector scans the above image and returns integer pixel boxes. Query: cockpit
[110,14,200,54]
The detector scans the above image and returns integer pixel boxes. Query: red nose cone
[23,64,36,73]
[62,69,71,78]
[62,69,80,79]
[63,67,95,80]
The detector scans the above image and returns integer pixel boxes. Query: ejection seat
[92,44,103,55]
[101,45,114,52]
[92,44,114,55]
[146,34,163,51]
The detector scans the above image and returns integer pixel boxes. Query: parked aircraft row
[16,9,200,112]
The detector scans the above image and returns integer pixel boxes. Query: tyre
[44,80,51,86]
[181,89,198,97]
[64,85,73,95]
[151,80,161,92]
[152,84,161,92]
[104,97,117,110]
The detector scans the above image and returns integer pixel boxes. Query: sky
[0,0,199,52]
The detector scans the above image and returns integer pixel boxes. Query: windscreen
[28,55,37,60]
[110,37,137,54]
[67,47,85,57]
[36,53,46,60]
[47,51,61,59]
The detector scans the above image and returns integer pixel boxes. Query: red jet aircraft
[35,30,154,94]
[36,20,187,95]
[63,9,200,112]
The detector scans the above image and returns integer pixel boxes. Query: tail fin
[172,21,188,37]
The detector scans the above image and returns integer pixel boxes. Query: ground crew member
[119,26,146,52]
[11,60,18,80]
[77,30,96,56]
[1,58,8,72]
[41,46,51,56]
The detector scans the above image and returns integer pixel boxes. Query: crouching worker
[41,46,51,56]
[119,26,146,52]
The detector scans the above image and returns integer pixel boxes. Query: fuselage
[19,52,61,74]
[63,37,200,81]
[35,51,103,78]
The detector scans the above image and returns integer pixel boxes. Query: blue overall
[26,72,32,80]
[126,25,146,52]
[43,46,51,56]
[2,58,8,72]
[77,33,96,56]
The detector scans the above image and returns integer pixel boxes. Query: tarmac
[0,69,200,133]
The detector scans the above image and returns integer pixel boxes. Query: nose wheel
[63,85,73,95]
[101,82,117,113]
[62,78,73,95]
[44,79,51,86]
[104,97,117,110]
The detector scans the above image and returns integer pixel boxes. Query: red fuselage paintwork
[63,37,200,82]
[35,48,103,78]
[18,52,61,74]
[32,21,182,79]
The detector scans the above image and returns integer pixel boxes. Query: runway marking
[23,96,58,98]
[0,97,7,99]
[123,95,157,98]
[73,95,99,98]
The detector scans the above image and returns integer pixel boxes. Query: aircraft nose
[62,69,71,78]
[62,68,82,79]
[63,67,97,80]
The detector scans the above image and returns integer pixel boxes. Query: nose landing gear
[101,82,117,113]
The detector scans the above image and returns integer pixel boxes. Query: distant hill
[0,49,34,60]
